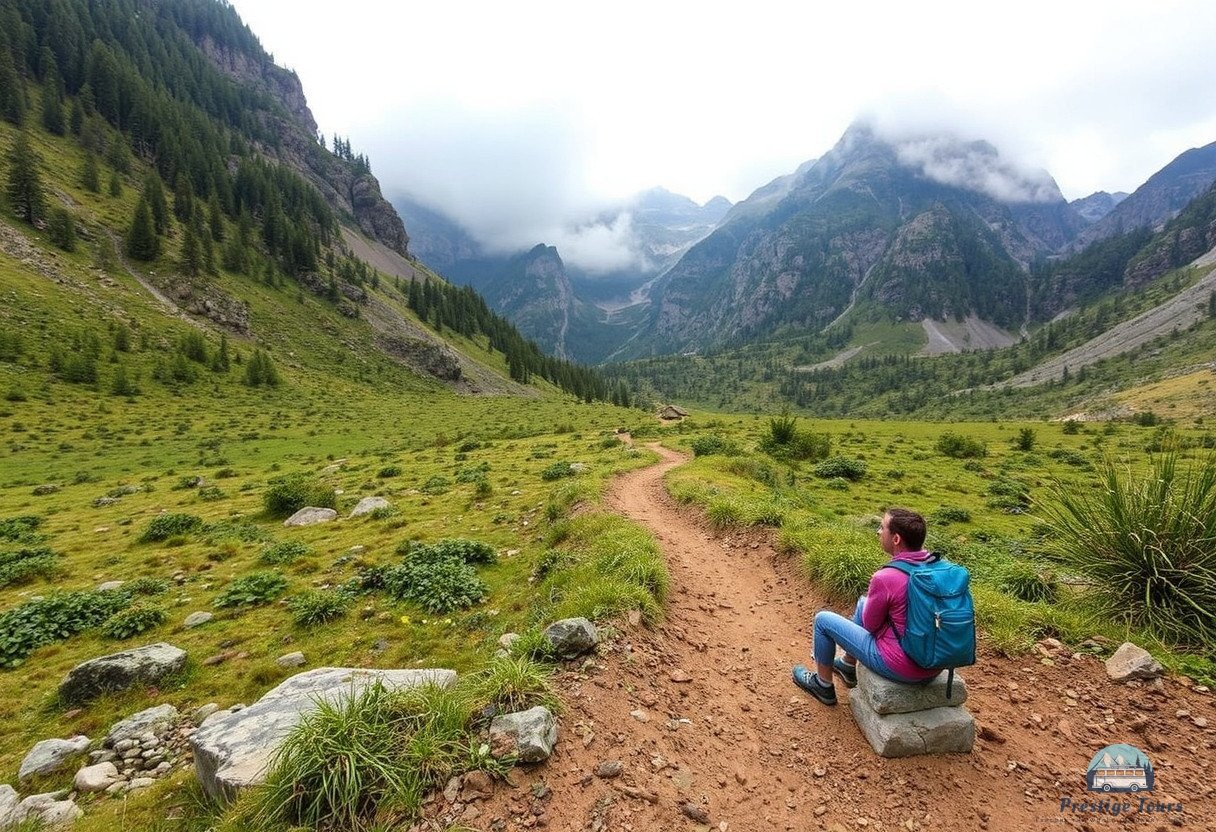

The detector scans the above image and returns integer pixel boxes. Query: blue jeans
[812,596,921,683]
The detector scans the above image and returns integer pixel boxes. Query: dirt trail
[463,446,1215,832]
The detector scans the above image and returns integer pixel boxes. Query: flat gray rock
[11,792,83,828]
[489,706,558,763]
[59,643,187,705]
[1105,642,1164,682]
[543,617,598,658]
[105,704,179,747]
[855,665,968,715]
[849,689,975,757]
[349,496,390,517]
[191,667,456,804]
[97,580,125,592]
[276,651,305,668]
[183,611,213,629]
[18,736,91,781]
[283,507,337,527]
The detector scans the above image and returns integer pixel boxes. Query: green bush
[289,591,351,627]
[1038,452,1216,647]
[812,456,867,481]
[123,577,169,596]
[263,473,335,517]
[101,605,168,639]
[420,475,451,495]
[0,546,59,588]
[214,571,288,609]
[690,435,738,457]
[397,539,498,565]
[1013,428,1036,452]
[931,506,972,525]
[260,540,313,566]
[986,477,1031,513]
[767,410,798,445]
[383,546,488,614]
[455,463,491,483]
[377,465,402,479]
[1062,420,1081,435]
[0,591,131,668]
[0,515,43,543]
[936,432,987,459]
[540,462,575,481]
[1048,448,1091,468]
[138,513,204,542]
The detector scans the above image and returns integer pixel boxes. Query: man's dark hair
[886,507,926,551]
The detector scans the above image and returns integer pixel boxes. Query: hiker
[793,507,941,705]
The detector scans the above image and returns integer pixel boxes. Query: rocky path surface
[462,446,1215,832]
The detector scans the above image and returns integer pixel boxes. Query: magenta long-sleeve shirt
[863,550,940,681]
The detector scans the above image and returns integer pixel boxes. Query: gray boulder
[18,736,91,781]
[10,792,83,828]
[276,652,305,668]
[74,762,120,793]
[1,784,20,823]
[283,507,337,527]
[349,496,390,517]
[849,690,975,757]
[191,667,456,803]
[855,665,968,714]
[489,706,558,763]
[105,704,179,746]
[183,611,213,629]
[59,643,187,705]
[543,618,598,658]
[96,581,125,592]
[1105,642,1164,682]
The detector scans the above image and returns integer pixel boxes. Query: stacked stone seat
[848,665,975,757]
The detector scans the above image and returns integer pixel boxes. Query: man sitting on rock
[793,507,939,705]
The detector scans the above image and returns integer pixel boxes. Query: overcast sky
[230,0,1216,262]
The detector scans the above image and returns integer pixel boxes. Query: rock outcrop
[59,644,187,705]
[191,667,456,803]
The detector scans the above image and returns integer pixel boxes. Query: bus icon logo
[1086,744,1154,794]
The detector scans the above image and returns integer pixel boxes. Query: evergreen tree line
[404,277,626,404]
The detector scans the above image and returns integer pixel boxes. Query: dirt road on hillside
[450,446,1216,832]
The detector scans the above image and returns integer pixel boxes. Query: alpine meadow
[1,2,1215,831]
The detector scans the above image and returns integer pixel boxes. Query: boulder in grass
[59,643,187,705]
[1105,642,1164,682]
[18,736,91,781]
[183,611,213,629]
[10,792,83,828]
[489,706,558,763]
[349,497,390,518]
[542,618,598,658]
[283,507,337,527]
[191,667,456,804]
[0,785,17,824]
[105,704,179,746]
[74,762,120,793]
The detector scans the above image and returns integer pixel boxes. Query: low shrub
[1048,448,1091,468]
[540,462,575,481]
[936,432,987,459]
[812,456,867,481]
[689,435,738,457]
[455,462,491,483]
[138,513,204,543]
[260,540,313,565]
[931,506,972,525]
[123,577,169,596]
[101,605,167,639]
[377,465,402,478]
[0,591,131,667]
[0,515,43,543]
[986,477,1031,513]
[0,546,59,588]
[263,473,336,517]
[420,475,451,495]
[398,539,498,565]
[214,571,288,608]
[289,591,351,627]
[383,547,488,614]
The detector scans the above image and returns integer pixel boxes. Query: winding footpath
[469,445,1215,832]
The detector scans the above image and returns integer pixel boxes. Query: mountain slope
[1072,140,1216,249]
[629,123,1084,357]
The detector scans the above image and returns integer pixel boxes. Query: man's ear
[891,532,902,549]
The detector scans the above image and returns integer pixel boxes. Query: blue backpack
[883,554,976,698]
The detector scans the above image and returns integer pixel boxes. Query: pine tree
[143,173,169,235]
[208,193,224,241]
[47,206,76,251]
[126,197,160,261]
[40,80,65,135]
[0,46,25,125]
[107,170,122,197]
[210,333,231,372]
[5,132,45,225]
[173,172,194,224]
[80,153,100,192]
[180,222,202,276]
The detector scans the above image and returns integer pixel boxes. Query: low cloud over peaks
[893,136,1063,204]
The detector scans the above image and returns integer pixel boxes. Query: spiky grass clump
[470,655,558,714]
[1038,452,1216,648]
[288,590,351,627]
